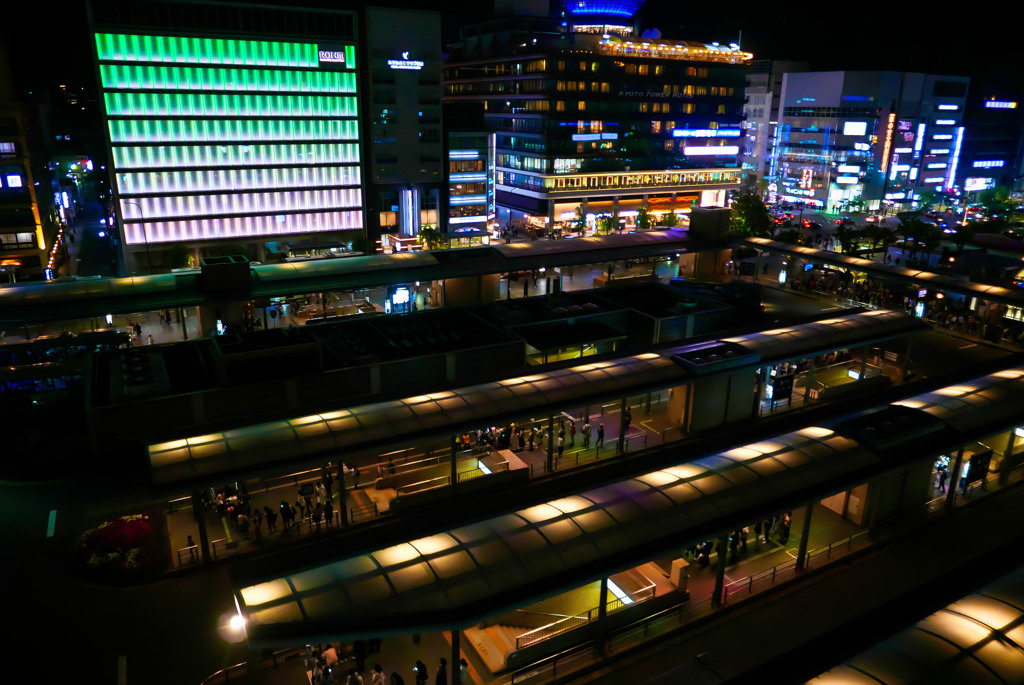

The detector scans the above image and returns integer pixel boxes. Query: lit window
[5,174,22,188]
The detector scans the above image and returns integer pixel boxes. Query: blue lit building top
[563,0,646,17]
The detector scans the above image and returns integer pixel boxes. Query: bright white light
[937,104,959,111]
[684,145,739,156]
[229,614,246,632]
[607,579,633,605]
[6,174,23,188]
[843,121,867,136]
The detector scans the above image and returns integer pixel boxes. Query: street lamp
[121,199,152,275]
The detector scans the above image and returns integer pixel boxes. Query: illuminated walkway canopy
[149,310,925,486]
[231,364,1024,643]
[0,230,703,325]
[746,238,1024,309]
[810,563,1024,684]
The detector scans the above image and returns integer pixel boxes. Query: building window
[556,101,565,111]
[664,140,673,151]
[652,121,662,134]
[638,65,649,76]
[577,101,586,111]
[625,64,636,75]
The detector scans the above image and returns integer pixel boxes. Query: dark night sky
[3,0,1020,95]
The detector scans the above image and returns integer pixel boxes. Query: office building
[771,71,969,212]
[740,59,807,195]
[89,0,365,273]
[0,38,60,283]
[444,0,749,233]
[361,6,444,253]
[443,101,495,247]
[957,80,1024,194]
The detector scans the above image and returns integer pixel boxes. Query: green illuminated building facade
[89,1,363,272]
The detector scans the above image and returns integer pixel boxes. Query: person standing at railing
[582,420,591,447]
[597,422,605,446]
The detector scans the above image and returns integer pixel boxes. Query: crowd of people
[463,413,613,459]
[687,512,793,568]
[306,642,468,685]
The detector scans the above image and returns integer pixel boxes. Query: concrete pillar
[546,203,555,233]
[191,491,211,565]
[945,446,965,509]
[452,629,462,685]
[547,414,554,473]
[804,358,816,404]
[596,576,609,656]
[338,464,349,528]
[451,435,458,488]
[712,534,728,607]
[179,307,189,340]
[795,502,814,570]
[612,196,619,219]
[1000,429,1017,485]
[618,396,628,454]
[903,337,913,382]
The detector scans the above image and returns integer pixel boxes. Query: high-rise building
[444,0,749,234]
[957,81,1024,195]
[0,38,58,282]
[361,6,444,254]
[444,102,496,248]
[740,59,807,196]
[771,71,969,213]
[88,0,366,273]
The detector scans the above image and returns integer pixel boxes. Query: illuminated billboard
[843,121,868,136]
[95,33,363,245]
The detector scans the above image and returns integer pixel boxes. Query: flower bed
[75,513,169,582]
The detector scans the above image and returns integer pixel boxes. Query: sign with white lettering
[319,50,346,64]
[388,52,424,70]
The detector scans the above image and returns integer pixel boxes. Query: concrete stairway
[463,624,527,674]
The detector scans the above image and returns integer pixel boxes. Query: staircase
[463,624,528,674]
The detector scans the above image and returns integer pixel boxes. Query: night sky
[3,1,1020,95]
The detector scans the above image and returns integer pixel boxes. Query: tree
[596,215,617,234]
[915,189,937,213]
[863,222,896,252]
[417,224,446,251]
[662,211,678,228]
[573,205,589,235]
[775,229,806,246]
[729,194,774,238]
[978,185,1011,218]
[833,223,860,254]
[898,214,928,259]
[951,221,977,252]
[636,205,652,231]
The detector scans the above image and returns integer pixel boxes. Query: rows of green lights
[123,188,362,220]
[95,33,323,68]
[99,64,356,94]
[112,143,360,170]
[109,118,358,144]
[103,92,359,119]
[117,166,362,195]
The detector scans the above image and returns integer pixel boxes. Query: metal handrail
[396,475,451,496]
[350,501,378,522]
[516,611,593,650]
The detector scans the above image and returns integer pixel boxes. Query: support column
[795,502,814,570]
[596,576,609,656]
[451,435,458,488]
[179,307,188,340]
[191,491,211,565]
[752,365,770,418]
[612,196,619,220]
[452,628,462,685]
[618,397,627,454]
[712,534,728,607]
[338,464,349,528]
[945,446,965,509]
[903,337,913,382]
[804,358,816,404]
[547,414,554,473]
[1000,429,1017,485]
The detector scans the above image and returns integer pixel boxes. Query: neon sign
[318,50,346,63]
[388,52,424,70]
[880,113,896,173]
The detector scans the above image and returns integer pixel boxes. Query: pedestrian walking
[147,334,154,345]
[324,501,334,527]
[938,468,948,493]
[414,661,428,685]
[582,420,590,446]
[296,494,307,520]
[372,665,386,685]
[237,512,250,539]
[435,658,448,685]
[557,435,564,458]
[187,534,197,559]
[313,502,323,528]
[597,422,605,446]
